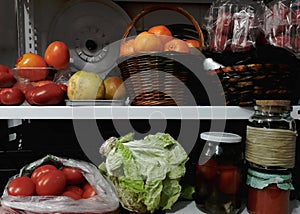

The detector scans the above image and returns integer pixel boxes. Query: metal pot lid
[47,0,135,78]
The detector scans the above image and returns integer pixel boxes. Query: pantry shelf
[167,200,300,214]
[1,105,300,120]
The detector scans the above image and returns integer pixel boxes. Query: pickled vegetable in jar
[246,100,297,171]
[246,168,293,214]
[195,132,246,214]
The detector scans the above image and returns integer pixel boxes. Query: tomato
[210,35,229,52]
[217,165,241,194]
[57,84,68,99]
[30,164,57,184]
[13,81,34,94]
[65,185,83,196]
[25,83,64,105]
[196,159,218,180]
[164,38,191,53]
[44,41,70,69]
[0,87,25,105]
[33,80,55,87]
[16,53,48,81]
[82,183,97,199]
[58,84,67,93]
[61,190,81,200]
[61,166,85,185]
[7,176,35,196]
[36,170,66,196]
[0,65,16,87]
[103,76,126,100]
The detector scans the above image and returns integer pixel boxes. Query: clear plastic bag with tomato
[264,0,300,58]
[0,154,119,214]
[204,0,268,53]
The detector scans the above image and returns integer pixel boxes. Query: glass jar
[246,168,293,214]
[246,100,297,171]
[195,132,246,214]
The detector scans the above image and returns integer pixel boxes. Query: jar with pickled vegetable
[246,100,297,171]
[246,168,293,214]
[195,132,246,214]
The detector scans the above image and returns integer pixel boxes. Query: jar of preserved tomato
[246,168,294,214]
[246,100,297,171]
[195,132,246,214]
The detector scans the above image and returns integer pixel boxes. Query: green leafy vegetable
[99,133,188,213]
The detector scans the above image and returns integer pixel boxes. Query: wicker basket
[214,63,296,106]
[117,5,204,106]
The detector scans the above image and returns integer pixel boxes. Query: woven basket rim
[117,50,199,62]
[215,63,290,74]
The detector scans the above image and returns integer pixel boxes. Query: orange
[148,25,173,44]
[133,31,163,52]
[185,39,201,48]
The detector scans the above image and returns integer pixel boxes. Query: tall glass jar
[246,100,297,171]
[195,132,246,214]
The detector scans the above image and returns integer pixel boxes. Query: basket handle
[122,5,205,49]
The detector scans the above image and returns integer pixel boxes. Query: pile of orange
[120,25,200,57]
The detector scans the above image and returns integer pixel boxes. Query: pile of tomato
[0,41,70,106]
[7,164,97,200]
[196,159,242,195]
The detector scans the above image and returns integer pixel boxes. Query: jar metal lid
[200,132,241,143]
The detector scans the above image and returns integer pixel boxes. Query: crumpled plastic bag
[204,0,267,53]
[264,0,300,58]
[0,154,119,214]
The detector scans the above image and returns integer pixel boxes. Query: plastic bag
[265,0,300,58]
[204,0,267,53]
[0,154,119,214]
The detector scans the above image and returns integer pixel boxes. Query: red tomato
[61,166,85,185]
[82,183,97,199]
[65,185,83,196]
[196,159,218,180]
[30,164,57,184]
[58,84,67,93]
[25,83,64,105]
[61,190,82,200]
[16,53,48,81]
[36,170,66,196]
[7,176,35,196]
[13,81,34,94]
[44,41,70,69]
[217,165,241,194]
[57,84,68,99]
[0,87,25,105]
[0,65,16,87]
[33,80,55,87]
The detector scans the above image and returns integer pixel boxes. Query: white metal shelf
[1,105,300,120]
[167,200,300,214]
